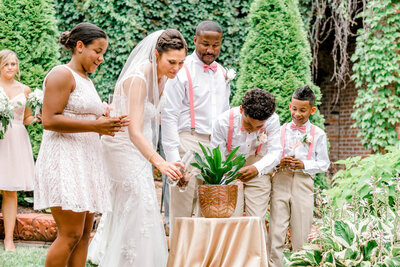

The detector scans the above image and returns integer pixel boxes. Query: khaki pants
[169,132,210,234]
[268,169,314,267]
[233,155,271,244]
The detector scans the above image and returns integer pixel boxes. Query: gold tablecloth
[167,217,267,267]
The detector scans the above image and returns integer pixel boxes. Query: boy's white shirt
[211,106,282,176]
[161,52,230,162]
[282,120,330,177]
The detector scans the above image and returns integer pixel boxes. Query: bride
[88,29,187,266]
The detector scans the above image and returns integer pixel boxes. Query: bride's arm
[125,77,183,180]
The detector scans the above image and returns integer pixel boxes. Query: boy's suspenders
[280,123,316,160]
[183,63,227,134]
[226,109,264,155]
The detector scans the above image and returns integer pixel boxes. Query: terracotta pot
[198,184,238,218]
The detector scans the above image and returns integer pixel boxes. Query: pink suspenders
[183,63,227,133]
[183,64,195,132]
[280,123,315,160]
[227,109,235,153]
[226,109,264,155]
[307,125,316,160]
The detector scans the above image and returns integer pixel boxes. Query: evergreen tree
[0,0,60,160]
[232,0,324,128]
[0,0,59,88]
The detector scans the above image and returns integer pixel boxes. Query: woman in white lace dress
[87,29,187,267]
[34,23,128,267]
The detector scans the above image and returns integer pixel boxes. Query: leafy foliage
[231,0,324,129]
[351,0,400,152]
[329,147,400,212]
[54,0,252,100]
[191,143,246,185]
[286,171,400,266]
[0,0,59,159]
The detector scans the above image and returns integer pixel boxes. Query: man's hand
[237,165,259,182]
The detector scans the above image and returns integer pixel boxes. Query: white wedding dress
[87,74,168,266]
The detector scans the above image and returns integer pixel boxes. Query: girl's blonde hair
[0,49,20,80]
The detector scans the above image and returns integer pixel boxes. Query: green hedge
[0,0,60,160]
[54,0,252,100]
[232,0,324,129]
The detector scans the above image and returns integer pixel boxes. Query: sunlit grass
[0,244,97,266]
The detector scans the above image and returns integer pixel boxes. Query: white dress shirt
[211,107,282,175]
[161,52,230,162]
[281,120,330,177]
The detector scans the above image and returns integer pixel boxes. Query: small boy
[211,88,282,240]
[268,85,330,267]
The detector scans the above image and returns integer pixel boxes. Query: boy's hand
[280,157,305,170]
[238,165,259,182]
[279,157,294,168]
[278,157,288,168]
[287,157,304,170]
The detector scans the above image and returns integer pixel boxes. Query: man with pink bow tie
[161,21,231,234]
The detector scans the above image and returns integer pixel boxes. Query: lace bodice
[59,67,103,119]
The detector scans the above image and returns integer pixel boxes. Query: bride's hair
[156,29,187,55]
[60,22,107,53]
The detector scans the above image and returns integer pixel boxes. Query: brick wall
[319,78,371,163]
[316,40,371,164]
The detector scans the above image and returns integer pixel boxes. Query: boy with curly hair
[211,87,282,241]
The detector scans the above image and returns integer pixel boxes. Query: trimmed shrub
[232,0,324,129]
[0,0,60,160]
[54,0,252,100]
[351,0,400,152]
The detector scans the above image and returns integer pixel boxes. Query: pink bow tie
[203,62,217,72]
[290,123,306,133]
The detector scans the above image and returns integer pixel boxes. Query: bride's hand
[159,161,184,181]
[95,115,130,136]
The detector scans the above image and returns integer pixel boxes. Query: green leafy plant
[351,0,400,152]
[190,143,246,185]
[286,173,400,266]
[328,147,400,212]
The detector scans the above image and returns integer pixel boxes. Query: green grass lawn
[0,244,96,266]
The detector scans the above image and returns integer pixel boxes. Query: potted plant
[191,143,246,218]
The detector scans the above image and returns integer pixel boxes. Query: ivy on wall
[351,0,400,152]
[54,0,252,100]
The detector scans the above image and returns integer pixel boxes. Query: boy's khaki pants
[169,131,210,235]
[268,169,314,267]
[233,155,272,244]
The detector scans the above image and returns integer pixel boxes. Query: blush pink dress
[0,87,34,191]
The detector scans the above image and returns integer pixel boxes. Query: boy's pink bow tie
[290,123,306,133]
[203,62,217,72]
